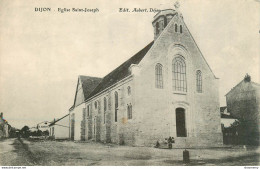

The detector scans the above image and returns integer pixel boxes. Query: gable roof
[85,41,154,100]
[225,79,244,96]
[49,114,69,127]
[71,76,102,110]
[79,76,102,99]
[147,11,218,79]
[252,81,260,88]
[69,105,74,111]
[182,21,218,79]
[225,79,260,96]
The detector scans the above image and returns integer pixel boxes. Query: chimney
[244,73,251,82]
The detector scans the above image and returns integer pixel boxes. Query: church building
[69,6,223,147]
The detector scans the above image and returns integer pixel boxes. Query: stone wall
[83,77,137,145]
[70,11,223,147]
[133,12,222,147]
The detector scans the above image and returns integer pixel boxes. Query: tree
[20,125,30,138]
[43,130,49,136]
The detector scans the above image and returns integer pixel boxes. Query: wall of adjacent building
[53,115,70,139]
[226,81,260,121]
[0,123,9,138]
[0,115,9,138]
[70,103,86,141]
[226,81,260,145]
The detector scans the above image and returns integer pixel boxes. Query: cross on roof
[174,1,180,10]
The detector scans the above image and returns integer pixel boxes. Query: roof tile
[86,41,154,100]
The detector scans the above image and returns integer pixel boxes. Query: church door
[176,108,187,137]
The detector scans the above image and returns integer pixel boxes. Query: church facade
[69,8,223,147]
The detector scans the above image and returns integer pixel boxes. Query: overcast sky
[0,0,259,129]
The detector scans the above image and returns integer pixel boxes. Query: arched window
[180,25,182,33]
[127,104,132,119]
[196,70,202,93]
[172,56,187,92]
[114,91,118,122]
[94,101,98,110]
[155,63,163,89]
[104,97,107,112]
[87,105,90,117]
[164,16,167,28]
[160,20,164,30]
[175,24,178,32]
[156,22,159,35]
[127,86,131,96]
[97,101,100,112]
[103,97,107,124]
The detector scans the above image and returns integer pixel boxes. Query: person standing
[168,136,173,149]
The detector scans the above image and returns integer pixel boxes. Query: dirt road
[0,138,39,165]
[0,138,259,166]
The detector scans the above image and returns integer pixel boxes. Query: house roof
[71,76,102,110]
[225,79,260,96]
[85,41,154,100]
[69,105,74,111]
[252,81,260,88]
[49,114,69,127]
[225,79,245,96]
[79,76,102,99]
[0,119,8,124]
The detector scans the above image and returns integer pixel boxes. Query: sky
[0,0,259,129]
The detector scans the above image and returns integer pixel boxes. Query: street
[0,138,259,166]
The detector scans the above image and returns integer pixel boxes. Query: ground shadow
[11,138,40,165]
[164,152,260,166]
